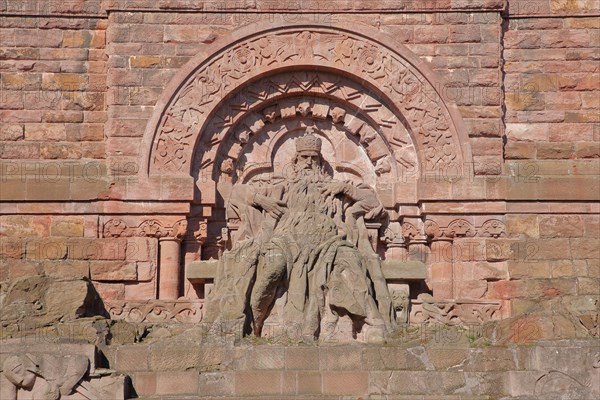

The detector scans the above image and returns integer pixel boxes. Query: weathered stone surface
[0,275,106,328]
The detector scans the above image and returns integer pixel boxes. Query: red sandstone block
[559,74,600,91]
[581,92,600,109]
[247,347,285,370]
[0,124,24,141]
[25,238,67,260]
[39,142,83,159]
[414,25,449,43]
[297,371,321,395]
[24,124,67,141]
[539,215,584,238]
[106,119,147,137]
[234,371,282,396]
[106,137,141,156]
[90,261,137,281]
[571,238,600,260]
[155,371,199,395]
[471,137,503,156]
[5,259,42,280]
[449,25,481,43]
[141,68,175,86]
[93,281,125,300]
[548,123,594,141]
[106,25,129,43]
[43,111,84,123]
[107,69,142,87]
[50,216,85,237]
[430,262,454,281]
[541,30,592,48]
[323,347,363,371]
[12,29,63,48]
[124,279,156,299]
[0,237,24,259]
[0,142,40,158]
[129,24,164,43]
[545,92,582,110]
[509,260,551,279]
[473,155,502,175]
[0,215,50,237]
[39,48,89,61]
[506,91,545,111]
[0,90,24,109]
[551,259,588,278]
[456,279,488,298]
[536,142,574,159]
[505,141,536,159]
[116,345,150,372]
[575,142,600,158]
[521,238,572,261]
[565,110,599,123]
[504,31,541,49]
[322,371,368,396]
[62,31,92,48]
[131,372,156,396]
[1,73,41,90]
[66,123,104,141]
[197,372,235,397]
[164,25,214,43]
[285,347,320,370]
[83,110,107,123]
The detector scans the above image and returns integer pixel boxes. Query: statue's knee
[263,249,286,274]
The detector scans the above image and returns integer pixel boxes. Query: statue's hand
[254,194,286,219]
[321,181,349,198]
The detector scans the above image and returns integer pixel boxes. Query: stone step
[118,340,600,399]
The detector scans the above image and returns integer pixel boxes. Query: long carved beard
[291,164,330,184]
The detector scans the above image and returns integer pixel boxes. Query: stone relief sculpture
[0,352,123,400]
[205,127,394,343]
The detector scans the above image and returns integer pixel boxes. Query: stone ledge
[102,0,506,12]
[187,259,427,282]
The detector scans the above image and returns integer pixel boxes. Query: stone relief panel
[0,343,124,400]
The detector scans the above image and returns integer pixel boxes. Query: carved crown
[295,128,322,154]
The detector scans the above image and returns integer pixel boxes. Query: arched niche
[139,22,473,205]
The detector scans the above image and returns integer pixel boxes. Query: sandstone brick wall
[1,0,598,321]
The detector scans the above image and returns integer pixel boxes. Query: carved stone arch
[140,21,472,199]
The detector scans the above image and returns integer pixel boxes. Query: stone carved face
[3,356,37,389]
[295,153,321,171]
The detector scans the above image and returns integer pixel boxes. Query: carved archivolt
[141,23,471,182]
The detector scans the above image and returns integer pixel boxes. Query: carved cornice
[105,299,204,324]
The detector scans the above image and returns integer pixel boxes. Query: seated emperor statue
[205,127,394,342]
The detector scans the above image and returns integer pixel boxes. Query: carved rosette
[146,26,468,177]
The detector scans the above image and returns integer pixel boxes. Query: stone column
[158,237,181,300]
